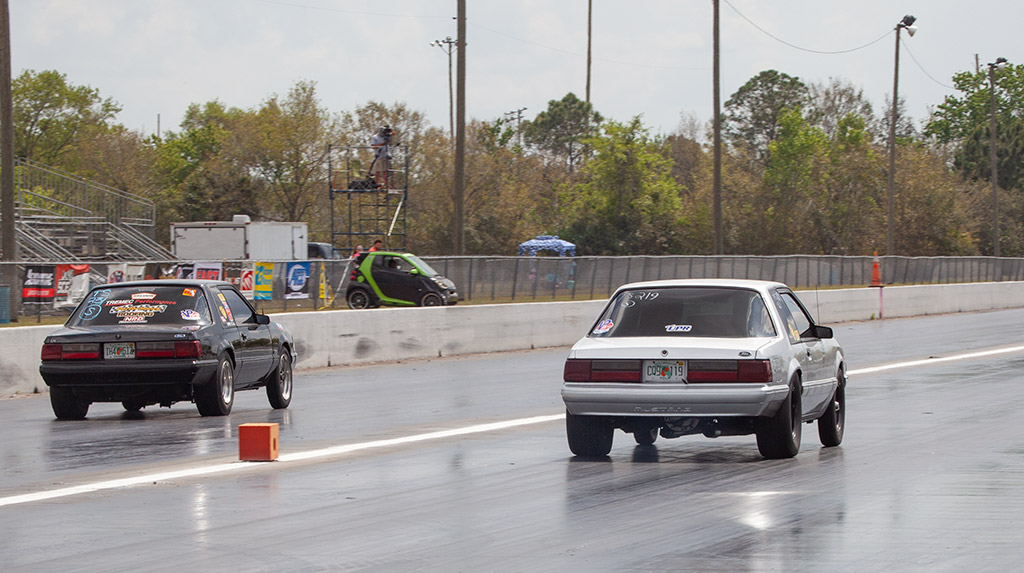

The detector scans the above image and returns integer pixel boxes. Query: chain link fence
[2,255,1023,323]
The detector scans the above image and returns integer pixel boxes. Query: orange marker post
[870,251,883,288]
[870,251,884,319]
[239,423,279,462]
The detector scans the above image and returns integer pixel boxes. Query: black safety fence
[2,255,1023,323]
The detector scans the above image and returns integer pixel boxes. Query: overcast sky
[11,0,1021,139]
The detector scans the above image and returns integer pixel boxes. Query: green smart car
[346,251,459,309]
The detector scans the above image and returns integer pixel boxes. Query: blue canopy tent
[517,235,576,257]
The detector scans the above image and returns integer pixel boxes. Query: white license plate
[105,342,136,359]
[643,360,687,383]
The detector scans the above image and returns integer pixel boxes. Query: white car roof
[611,278,787,295]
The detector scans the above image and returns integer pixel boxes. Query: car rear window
[589,287,776,338]
[69,285,213,327]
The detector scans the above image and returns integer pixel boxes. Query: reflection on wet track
[3,309,1024,570]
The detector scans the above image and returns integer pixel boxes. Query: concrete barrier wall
[4,282,1024,397]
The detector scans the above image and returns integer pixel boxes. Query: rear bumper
[40,358,220,389]
[561,382,789,418]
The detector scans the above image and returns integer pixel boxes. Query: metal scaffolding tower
[328,143,408,255]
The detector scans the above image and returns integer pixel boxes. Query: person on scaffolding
[370,125,395,188]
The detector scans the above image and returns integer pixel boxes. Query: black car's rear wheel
[266,348,293,409]
[420,292,442,306]
[347,288,371,310]
[50,386,89,420]
[566,411,613,457]
[196,354,235,416]
[818,368,846,447]
[756,375,802,459]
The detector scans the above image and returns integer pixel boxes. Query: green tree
[808,78,876,141]
[927,63,1024,193]
[761,109,830,253]
[244,81,338,236]
[12,69,121,166]
[154,101,259,225]
[723,70,809,166]
[559,117,685,255]
[522,93,602,171]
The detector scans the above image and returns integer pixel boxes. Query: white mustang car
[561,279,846,459]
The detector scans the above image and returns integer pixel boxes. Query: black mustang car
[39,280,296,420]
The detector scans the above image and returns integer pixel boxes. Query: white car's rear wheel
[756,376,802,459]
[566,411,613,457]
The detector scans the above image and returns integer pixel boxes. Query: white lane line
[4,343,1024,509]
[0,414,565,509]
[848,344,1024,376]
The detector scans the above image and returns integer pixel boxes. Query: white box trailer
[170,215,308,260]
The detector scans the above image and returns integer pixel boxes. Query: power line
[722,0,890,55]
[901,38,955,90]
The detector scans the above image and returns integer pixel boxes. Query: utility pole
[504,107,526,148]
[712,0,723,255]
[430,36,457,143]
[454,0,466,255]
[988,57,1008,258]
[586,0,592,104]
[0,0,16,315]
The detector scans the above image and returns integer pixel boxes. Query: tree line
[10,65,1024,256]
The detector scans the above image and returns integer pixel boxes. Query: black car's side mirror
[255,314,270,325]
[409,268,420,276]
[814,325,833,339]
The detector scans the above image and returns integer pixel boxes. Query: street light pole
[887,15,916,256]
[988,57,1007,258]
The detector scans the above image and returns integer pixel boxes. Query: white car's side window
[781,293,813,340]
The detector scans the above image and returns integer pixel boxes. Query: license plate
[643,360,687,383]
[105,342,136,359]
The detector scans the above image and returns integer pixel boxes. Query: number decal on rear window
[621,291,659,307]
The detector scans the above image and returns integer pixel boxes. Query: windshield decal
[79,289,113,320]
[593,319,614,334]
[215,292,234,324]
[182,288,197,297]
[665,324,692,332]
[110,304,168,319]
[621,291,659,307]
[181,309,201,320]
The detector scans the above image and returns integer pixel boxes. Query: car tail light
[174,341,202,358]
[564,359,641,382]
[687,359,772,383]
[41,344,63,361]
[41,343,101,361]
[136,341,202,358]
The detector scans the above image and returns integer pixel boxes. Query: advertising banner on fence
[285,261,310,299]
[254,262,273,300]
[224,263,255,298]
[23,265,56,304]
[193,262,223,281]
[55,264,91,309]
